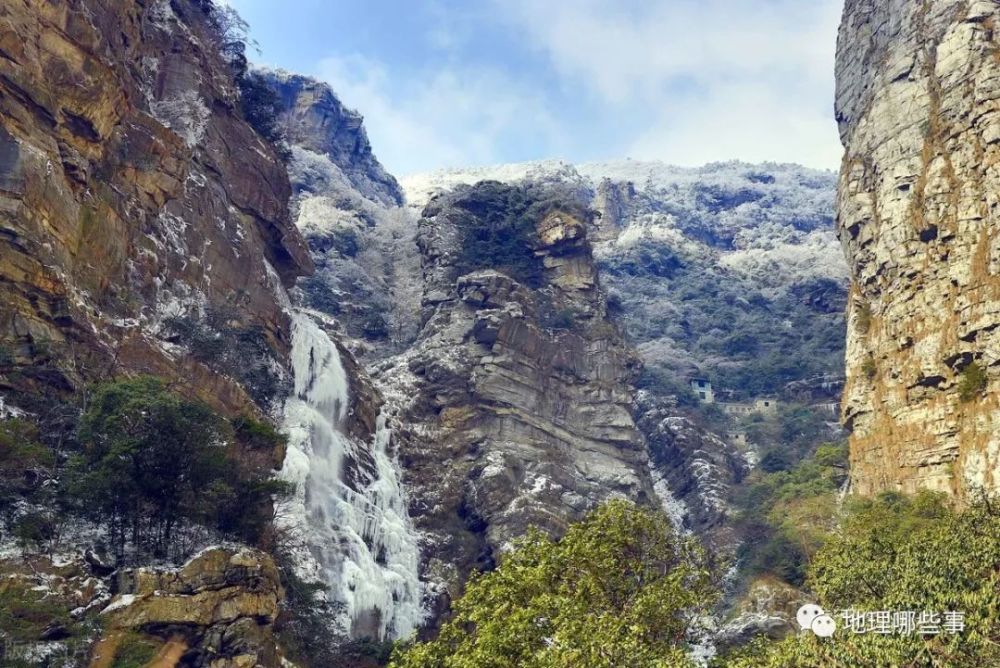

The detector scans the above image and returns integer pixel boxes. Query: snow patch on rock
[151,90,210,148]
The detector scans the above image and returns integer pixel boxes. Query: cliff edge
[837,0,1000,497]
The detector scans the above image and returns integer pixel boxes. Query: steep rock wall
[372,185,656,611]
[265,71,403,208]
[401,161,843,550]
[0,0,311,416]
[836,0,1000,497]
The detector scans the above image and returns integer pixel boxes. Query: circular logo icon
[811,614,837,638]
[796,603,825,630]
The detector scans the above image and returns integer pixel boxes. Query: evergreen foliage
[724,492,1000,667]
[958,361,988,402]
[452,182,544,287]
[0,418,54,510]
[66,377,290,557]
[161,308,290,408]
[735,442,846,586]
[391,500,713,668]
[238,71,288,149]
[600,245,846,399]
[450,181,592,288]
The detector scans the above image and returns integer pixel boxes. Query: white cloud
[628,79,842,168]
[316,54,567,175]
[494,0,843,169]
[299,0,844,174]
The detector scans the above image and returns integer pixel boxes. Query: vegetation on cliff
[735,441,847,585]
[606,249,845,399]
[391,500,714,668]
[724,492,1000,667]
[451,181,592,288]
[387,489,1000,667]
[66,377,291,557]
[2,377,290,563]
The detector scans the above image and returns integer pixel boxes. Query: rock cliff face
[265,71,403,208]
[0,0,311,417]
[836,0,1000,497]
[0,2,315,664]
[265,70,419,352]
[0,547,284,667]
[635,392,747,539]
[102,547,284,667]
[371,183,655,608]
[401,161,844,551]
[0,1,850,652]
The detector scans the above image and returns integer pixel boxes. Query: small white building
[720,398,780,417]
[690,378,714,403]
[728,431,749,447]
[753,398,778,414]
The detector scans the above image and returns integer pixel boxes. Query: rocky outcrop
[264,70,419,352]
[715,576,807,652]
[265,71,403,208]
[782,375,846,404]
[101,547,284,667]
[0,547,284,668]
[372,183,655,607]
[635,391,748,545]
[590,178,633,243]
[0,0,311,416]
[400,161,845,546]
[836,0,1000,497]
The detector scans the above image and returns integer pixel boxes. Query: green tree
[724,492,1000,667]
[450,182,592,289]
[958,361,988,402]
[452,182,543,287]
[67,377,289,557]
[0,418,54,512]
[238,71,287,148]
[69,377,228,555]
[735,442,846,585]
[391,500,714,668]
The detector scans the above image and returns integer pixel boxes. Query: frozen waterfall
[279,311,424,639]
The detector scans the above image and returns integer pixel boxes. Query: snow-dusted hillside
[403,160,845,290]
[402,159,846,400]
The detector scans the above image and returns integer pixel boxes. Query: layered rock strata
[371,185,656,608]
[837,0,1000,496]
[101,547,284,667]
[0,0,311,416]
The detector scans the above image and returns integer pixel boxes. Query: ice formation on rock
[280,311,424,639]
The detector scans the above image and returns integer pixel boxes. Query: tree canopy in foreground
[724,491,1000,667]
[391,500,714,668]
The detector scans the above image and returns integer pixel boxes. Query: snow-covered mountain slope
[400,159,846,541]
[403,159,845,290]
[402,159,846,395]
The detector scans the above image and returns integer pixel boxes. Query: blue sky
[226,0,844,176]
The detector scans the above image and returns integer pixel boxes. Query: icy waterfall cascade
[279,311,424,639]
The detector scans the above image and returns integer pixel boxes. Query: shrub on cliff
[238,71,287,149]
[391,500,714,668]
[161,309,291,409]
[0,580,82,653]
[0,418,54,510]
[66,377,290,558]
[735,442,846,586]
[958,361,988,402]
[199,2,290,157]
[597,239,846,400]
[450,182,591,289]
[451,182,544,288]
[723,492,1000,667]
